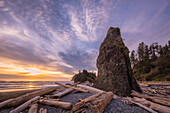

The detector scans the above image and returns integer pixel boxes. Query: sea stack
[94,27,142,96]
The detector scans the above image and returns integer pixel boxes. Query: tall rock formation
[94,27,142,96]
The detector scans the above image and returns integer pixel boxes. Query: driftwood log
[142,88,170,95]
[5,87,57,108]
[77,84,104,93]
[10,96,40,113]
[39,99,72,109]
[0,89,40,102]
[77,85,119,99]
[55,82,89,93]
[132,97,170,113]
[131,91,170,107]
[143,91,170,99]
[51,88,74,98]
[46,98,61,101]
[28,103,38,113]
[0,99,13,108]
[39,108,47,113]
[124,97,157,113]
[71,91,113,113]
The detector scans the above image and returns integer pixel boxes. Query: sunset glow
[0,0,169,81]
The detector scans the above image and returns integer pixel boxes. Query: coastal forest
[130,41,170,81]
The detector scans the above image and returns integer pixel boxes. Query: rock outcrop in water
[72,70,96,83]
[94,27,142,96]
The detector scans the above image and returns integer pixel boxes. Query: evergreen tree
[144,45,149,62]
[130,50,136,67]
[137,42,145,61]
[132,40,170,81]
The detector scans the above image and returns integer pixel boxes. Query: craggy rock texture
[94,27,142,96]
[71,70,96,83]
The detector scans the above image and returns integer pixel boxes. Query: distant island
[130,41,170,81]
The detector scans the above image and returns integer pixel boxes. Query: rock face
[72,70,96,83]
[94,27,142,96]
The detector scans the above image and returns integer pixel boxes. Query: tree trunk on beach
[131,91,170,106]
[71,92,113,113]
[51,88,74,98]
[131,97,170,113]
[0,89,39,102]
[10,96,40,113]
[39,99,72,109]
[55,82,89,93]
[6,87,57,108]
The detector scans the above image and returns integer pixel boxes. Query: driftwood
[143,91,170,99]
[77,84,104,93]
[124,97,157,113]
[131,91,170,107]
[132,97,170,113]
[77,84,119,99]
[139,83,150,87]
[28,103,38,113]
[10,96,40,113]
[47,98,61,101]
[0,99,14,108]
[6,87,57,108]
[142,88,170,95]
[39,99,72,109]
[55,82,89,93]
[51,88,74,98]
[0,89,40,102]
[39,108,47,113]
[71,92,113,113]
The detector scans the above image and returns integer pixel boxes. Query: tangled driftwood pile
[122,82,170,113]
[0,82,170,113]
[0,82,113,113]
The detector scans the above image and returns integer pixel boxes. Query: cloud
[59,48,98,71]
[0,1,4,7]
[0,0,169,81]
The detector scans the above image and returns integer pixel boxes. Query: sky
[0,0,169,81]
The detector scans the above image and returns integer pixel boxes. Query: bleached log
[10,96,40,113]
[51,88,74,98]
[124,97,157,113]
[0,89,40,102]
[6,87,57,108]
[77,84,104,93]
[47,98,61,101]
[77,84,119,99]
[143,91,170,99]
[0,99,14,108]
[71,92,113,113]
[55,82,89,93]
[39,99,72,110]
[39,108,47,113]
[142,88,170,95]
[132,97,170,113]
[28,103,38,113]
[131,91,170,107]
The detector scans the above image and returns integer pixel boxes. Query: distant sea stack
[72,70,96,83]
[94,27,142,96]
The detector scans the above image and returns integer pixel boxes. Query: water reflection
[0,81,72,92]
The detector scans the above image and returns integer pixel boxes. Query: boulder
[94,27,142,96]
[72,70,96,83]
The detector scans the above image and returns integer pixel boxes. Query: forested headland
[130,41,170,81]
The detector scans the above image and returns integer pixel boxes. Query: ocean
[0,81,72,92]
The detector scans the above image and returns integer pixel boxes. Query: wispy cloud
[0,0,169,81]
